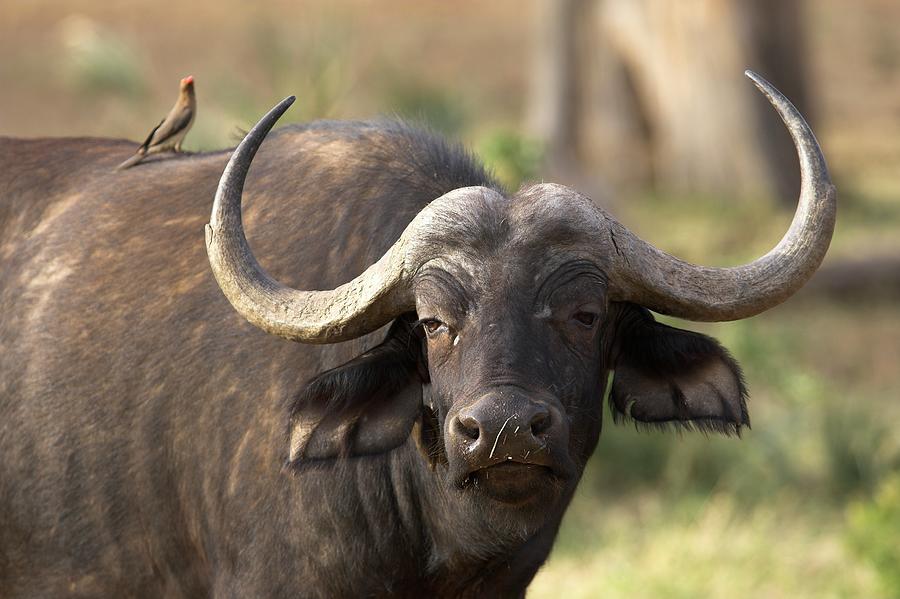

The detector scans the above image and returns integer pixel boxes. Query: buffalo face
[207,72,834,532]
[284,188,750,530]
[414,218,604,504]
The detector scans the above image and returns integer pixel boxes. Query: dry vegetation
[1,1,898,596]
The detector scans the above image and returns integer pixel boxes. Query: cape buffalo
[0,71,835,597]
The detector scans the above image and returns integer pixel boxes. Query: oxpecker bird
[117,75,196,170]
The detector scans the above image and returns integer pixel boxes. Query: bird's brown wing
[139,119,165,152]
[148,107,194,149]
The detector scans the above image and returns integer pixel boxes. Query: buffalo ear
[608,304,749,435]
[287,316,425,465]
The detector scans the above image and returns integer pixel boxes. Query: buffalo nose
[455,406,550,441]
[451,393,555,463]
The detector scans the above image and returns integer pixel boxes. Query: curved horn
[607,70,837,321]
[205,96,415,343]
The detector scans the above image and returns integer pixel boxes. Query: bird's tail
[116,152,146,171]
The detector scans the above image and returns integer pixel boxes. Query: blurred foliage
[211,14,355,140]
[847,473,900,596]
[822,406,896,498]
[476,129,543,191]
[58,16,146,98]
[382,79,468,135]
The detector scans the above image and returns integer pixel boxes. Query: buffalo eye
[418,318,448,337]
[572,311,599,328]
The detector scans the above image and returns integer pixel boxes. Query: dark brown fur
[0,121,746,598]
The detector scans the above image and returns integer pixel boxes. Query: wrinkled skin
[411,190,607,506]
[0,122,745,598]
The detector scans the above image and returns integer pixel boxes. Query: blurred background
[2,0,899,596]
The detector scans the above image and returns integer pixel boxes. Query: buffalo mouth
[458,461,566,505]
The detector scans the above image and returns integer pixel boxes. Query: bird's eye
[573,311,598,327]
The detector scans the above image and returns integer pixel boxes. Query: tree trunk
[527,0,584,169]
[531,0,813,205]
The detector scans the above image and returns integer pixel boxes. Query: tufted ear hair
[287,315,428,467]
[606,303,749,435]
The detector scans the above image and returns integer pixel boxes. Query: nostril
[530,410,551,437]
[455,415,480,441]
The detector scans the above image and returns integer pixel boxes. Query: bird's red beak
[181,75,194,86]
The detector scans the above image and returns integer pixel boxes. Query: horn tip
[743,69,784,107]
[744,69,767,89]
[260,96,297,126]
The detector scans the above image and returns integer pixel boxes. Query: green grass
[847,473,900,596]
[531,493,884,599]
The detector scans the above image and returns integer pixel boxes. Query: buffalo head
[205,71,834,529]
